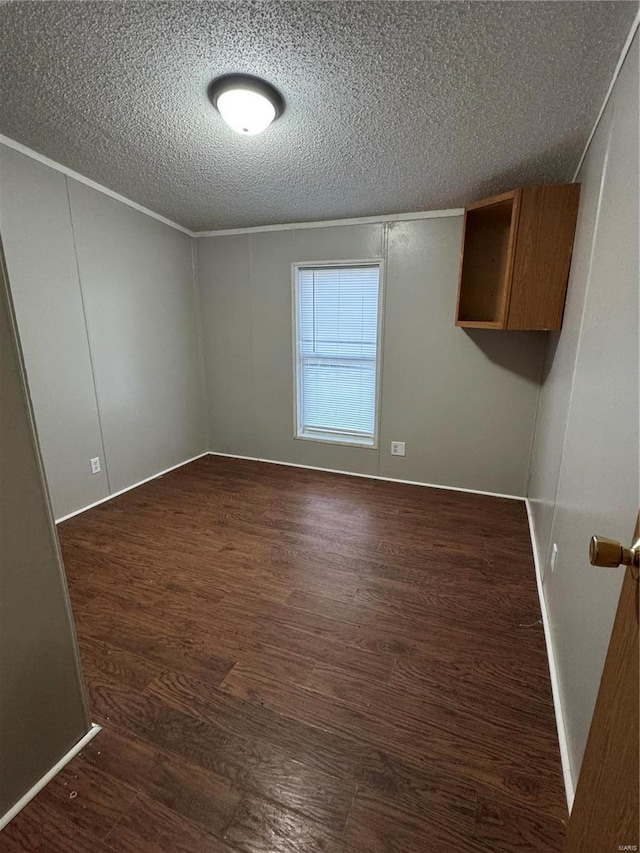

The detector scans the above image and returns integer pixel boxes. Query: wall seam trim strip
[190,237,209,451]
[375,222,390,478]
[0,135,194,237]
[0,724,101,832]
[64,176,112,494]
[247,233,258,457]
[572,9,640,181]
[54,452,210,523]
[524,355,545,499]
[525,498,575,810]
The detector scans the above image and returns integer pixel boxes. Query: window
[294,262,382,447]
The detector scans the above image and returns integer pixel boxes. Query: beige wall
[0,146,207,519]
[197,217,546,496]
[0,241,89,816]
[528,34,639,791]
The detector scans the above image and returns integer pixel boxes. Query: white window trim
[291,258,385,450]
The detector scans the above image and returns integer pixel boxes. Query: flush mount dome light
[208,74,284,136]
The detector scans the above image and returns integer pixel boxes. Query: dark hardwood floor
[2,456,566,851]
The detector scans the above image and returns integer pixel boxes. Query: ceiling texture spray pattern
[0,1,636,231]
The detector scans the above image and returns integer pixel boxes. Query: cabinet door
[507,184,580,331]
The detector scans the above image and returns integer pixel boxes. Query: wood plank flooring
[1,456,566,851]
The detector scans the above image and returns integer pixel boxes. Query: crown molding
[572,9,640,181]
[0,134,195,237]
[194,208,464,237]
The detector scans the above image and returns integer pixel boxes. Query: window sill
[295,432,377,450]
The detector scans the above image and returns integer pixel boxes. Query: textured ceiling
[0,1,636,231]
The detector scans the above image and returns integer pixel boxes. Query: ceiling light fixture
[208,74,284,136]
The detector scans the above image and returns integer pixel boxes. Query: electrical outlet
[390,441,406,457]
[550,543,559,574]
[90,456,101,475]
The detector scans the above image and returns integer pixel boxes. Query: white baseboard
[525,499,575,811]
[56,449,524,525]
[0,723,101,832]
[55,452,210,524]
[207,451,524,502]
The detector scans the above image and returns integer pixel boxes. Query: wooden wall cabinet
[455,184,580,330]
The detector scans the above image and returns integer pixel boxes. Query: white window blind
[295,263,381,446]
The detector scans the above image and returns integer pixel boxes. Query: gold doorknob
[589,536,639,569]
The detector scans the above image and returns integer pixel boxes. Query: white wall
[0,145,207,519]
[528,32,639,793]
[197,216,546,496]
